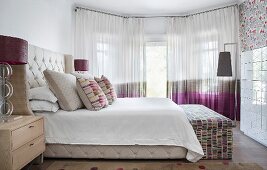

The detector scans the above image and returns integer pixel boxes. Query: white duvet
[37,98,204,162]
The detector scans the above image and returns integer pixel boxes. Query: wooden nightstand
[0,116,45,170]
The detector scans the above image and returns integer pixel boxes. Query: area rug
[47,161,263,170]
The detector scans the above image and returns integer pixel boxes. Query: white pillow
[43,70,84,111]
[71,72,94,79]
[30,100,59,112]
[29,86,58,103]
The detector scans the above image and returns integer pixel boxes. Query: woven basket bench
[180,104,234,160]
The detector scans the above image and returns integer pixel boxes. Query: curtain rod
[75,4,238,18]
[75,7,128,18]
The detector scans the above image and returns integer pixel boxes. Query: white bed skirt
[44,144,187,159]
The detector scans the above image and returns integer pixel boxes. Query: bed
[26,45,204,162]
[25,45,204,162]
[36,98,203,162]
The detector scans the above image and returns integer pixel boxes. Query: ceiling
[72,0,243,16]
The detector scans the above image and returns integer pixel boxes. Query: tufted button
[29,66,33,70]
[38,67,42,71]
[34,76,38,80]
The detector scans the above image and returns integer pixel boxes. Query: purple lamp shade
[0,35,28,65]
[74,59,89,71]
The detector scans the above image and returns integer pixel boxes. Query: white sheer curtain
[167,6,239,119]
[75,9,145,97]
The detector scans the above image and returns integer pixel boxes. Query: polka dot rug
[47,161,263,170]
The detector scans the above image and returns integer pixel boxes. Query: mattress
[37,98,204,162]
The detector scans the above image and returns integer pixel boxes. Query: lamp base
[76,71,88,74]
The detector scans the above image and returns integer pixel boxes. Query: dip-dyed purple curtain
[167,80,240,120]
[115,82,146,98]
[167,6,240,120]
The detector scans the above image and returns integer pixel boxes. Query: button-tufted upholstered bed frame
[20,45,188,159]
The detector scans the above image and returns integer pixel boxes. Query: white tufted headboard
[27,45,73,89]
[8,45,73,115]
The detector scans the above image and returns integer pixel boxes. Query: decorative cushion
[43,70,84,111]
[29,86,58,103]
[94,75,117,105]
[76,78,108,111]
[30,100,59,112]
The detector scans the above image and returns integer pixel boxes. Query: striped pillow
[76,78,108,111]
[95,75,117,105]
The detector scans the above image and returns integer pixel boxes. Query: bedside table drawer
[12,135,45,170]
[12,119,43,150]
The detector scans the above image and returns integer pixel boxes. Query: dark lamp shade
[74,59,89,71]
[217,52,232,77]
[0,35,28,65]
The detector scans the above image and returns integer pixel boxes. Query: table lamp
[0,35,30,121]
[74,59,89,73]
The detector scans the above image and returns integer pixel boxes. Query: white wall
[0,0,73,54]
[144,18,167,42]
[144,18,167,34]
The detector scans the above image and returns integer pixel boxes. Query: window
[96,42,109,73]
[145,42,167,97]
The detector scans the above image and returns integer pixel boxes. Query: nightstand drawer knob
[29,125,35,128]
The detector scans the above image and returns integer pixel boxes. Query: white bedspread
[36,98,204,162]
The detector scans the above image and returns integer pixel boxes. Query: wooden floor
[230,123,267,169]
[25,122,267,170]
